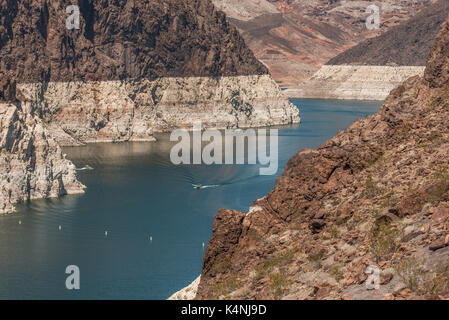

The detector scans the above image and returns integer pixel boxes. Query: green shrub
[364,176,383,199]
[269,273,290,297]
[396,258,449,295]
[212,278,242,298]
[368,221,401,262]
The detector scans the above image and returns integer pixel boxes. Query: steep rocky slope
[0,0,299,146]
[0,102,85,214]
[193,13,449,300]
[212,0,435,86]
[0,0,267,87]
[327,0,449,66]
[0,0,299,213]
[287,0,449,100]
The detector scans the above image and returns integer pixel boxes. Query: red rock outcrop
[327,0,449,66]
[213,0,436,86]
[196,12,449,300]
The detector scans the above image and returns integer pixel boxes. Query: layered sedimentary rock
[0,0,298,211]
[285,65,425,100]
[291,0,449,100]
[0,103,85,214]
[0,0,299,145]
[17,74,299,146]
[193,13,449,300]
[212,0,435,87]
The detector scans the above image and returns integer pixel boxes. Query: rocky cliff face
[0,0,298,211]
[0,102,85,214]
[327,0,449,66]
[212,0,435,87]
[16,74,299,146]
[0,0,298,146]
[289,0,449,100]
[194,13,449,300]
[0,0,267,88]
[285,65,426,100]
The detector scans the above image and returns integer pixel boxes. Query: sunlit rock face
[0,103,85,214]
[16,75,299,146]
[195,13,449,300]
[0,0,298,212]
[284,66,426,100]
[1,0,298,145]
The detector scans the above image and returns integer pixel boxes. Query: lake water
[0,99,382,299]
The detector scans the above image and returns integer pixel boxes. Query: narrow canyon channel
[0,99,381,299]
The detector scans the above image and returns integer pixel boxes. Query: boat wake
[192,184,220,190]
[76,165,94,171]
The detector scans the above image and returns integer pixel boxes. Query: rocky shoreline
[168,276,201,300]
[0,102,85,214]
[0,0,299,214]
[285,65,425,101]
[191,13,449,300]
[17,75,299,146]
[1,73,298,214]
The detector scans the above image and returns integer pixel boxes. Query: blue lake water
[0,99,382,299]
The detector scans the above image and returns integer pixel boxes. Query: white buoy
[150,236,153,242]
[105,231,108,237]
[202,242,205,249]
[58,225,62,231]
[19,220,22,225]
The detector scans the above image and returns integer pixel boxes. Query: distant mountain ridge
[212,0,437,86]
[285,1,449,100]
[327,0,449,66]
[0,0,299,214]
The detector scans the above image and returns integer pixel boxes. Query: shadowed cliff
[0,0,268,102]
[327,0,449,66]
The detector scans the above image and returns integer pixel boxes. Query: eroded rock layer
[194,13,449,300]
[1,0,298,144]
[291,0,449,101]
[285,65,426,100]
[0,0,268,99]
[0,0,298,212]
[17,74,299,146]
[0,103,85,214]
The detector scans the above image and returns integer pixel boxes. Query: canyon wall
[17,74,299,146]
[212,0,436,87]
[0,0,298,212]
[285,65,425,101]
[290,0,449,100]
[193,13,449,300]
[0,0,298,144]
[0,103,85,214]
